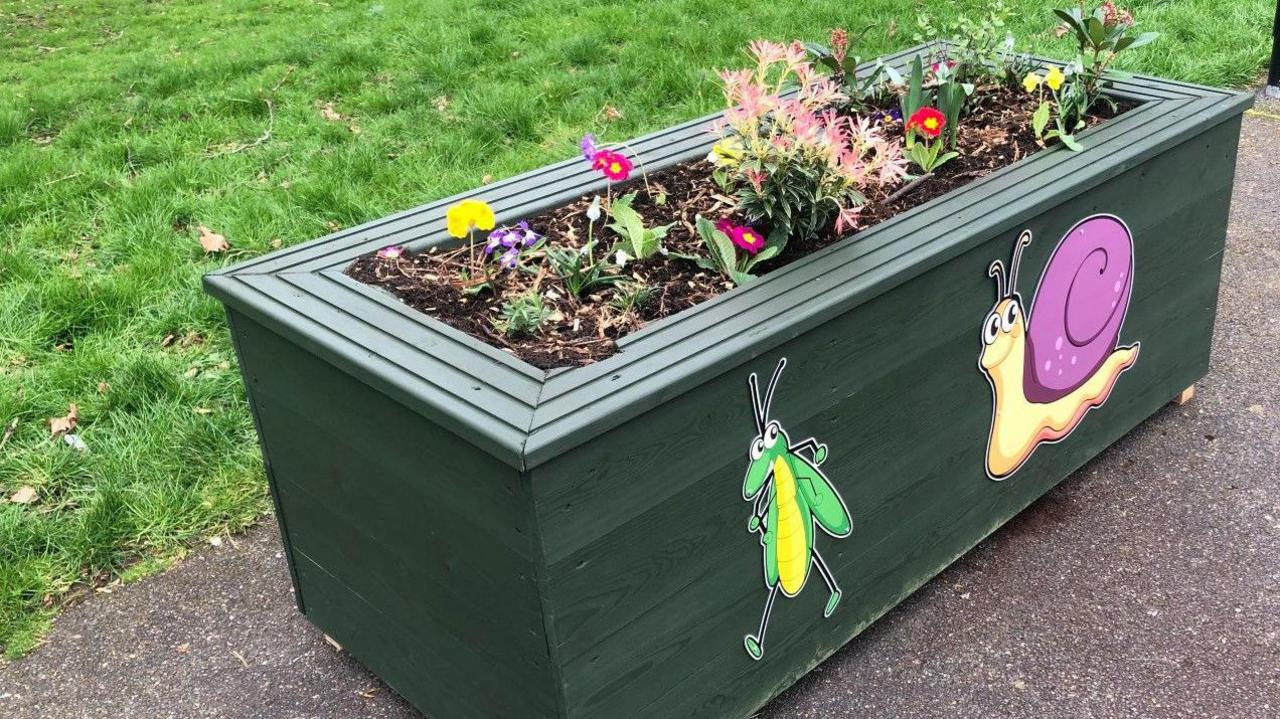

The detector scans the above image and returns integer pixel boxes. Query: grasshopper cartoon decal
[742,358,852,661]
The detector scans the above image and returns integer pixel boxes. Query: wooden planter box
[204,44,1251,718]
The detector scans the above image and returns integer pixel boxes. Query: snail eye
[764,422,780,448]
[983,313,1001,345]
[750,437,765,461]
[1001,302,1019,331]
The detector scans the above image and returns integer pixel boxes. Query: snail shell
[1024,215,1133,404]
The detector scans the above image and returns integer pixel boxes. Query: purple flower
[499,247,521,270]
[376,245,405,259]
[580,133,599,161]
[871,107,903,126]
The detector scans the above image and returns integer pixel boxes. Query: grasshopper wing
[790,455,852,538]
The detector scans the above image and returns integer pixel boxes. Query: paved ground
[2,97,1277,719]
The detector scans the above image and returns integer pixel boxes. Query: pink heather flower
[591,150,632,181]
[829,28,849,64]
[377,245,404,259]
[834,205,862,234]
[748,39,787,66]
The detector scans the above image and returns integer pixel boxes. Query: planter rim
[204,41,1253,470]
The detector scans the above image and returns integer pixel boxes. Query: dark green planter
[204,43,1252,718]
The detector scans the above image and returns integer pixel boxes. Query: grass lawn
[0,0,1271,657]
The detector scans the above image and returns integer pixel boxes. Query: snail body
[979,215,1141,480]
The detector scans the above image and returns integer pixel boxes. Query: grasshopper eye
[1001,302,1019,332]
[764,422,780,448]
[749,437,765,461]
[983,312,1001,345]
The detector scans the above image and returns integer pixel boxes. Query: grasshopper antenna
[748,373,765,436]
[762,358,787,423]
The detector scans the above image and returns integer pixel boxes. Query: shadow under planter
[204,43,1252,719]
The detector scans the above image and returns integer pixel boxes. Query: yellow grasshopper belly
[771,456,810,597]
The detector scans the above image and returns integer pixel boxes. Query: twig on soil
[885,173,934,204]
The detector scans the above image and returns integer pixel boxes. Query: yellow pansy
[1044,66,1065,92]
[445,199,496,238]
[1022,72,1042,93]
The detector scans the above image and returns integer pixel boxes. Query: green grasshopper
[742,358,852,661]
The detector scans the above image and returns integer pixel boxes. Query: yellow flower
[706,138,745,167]
[1022,72,1042,93]
[1044,66,1065,92]
[445,199,495,238]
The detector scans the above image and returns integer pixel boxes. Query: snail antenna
[748,373,765,436]
[1009,230,1032,297]
[987,260,1008,299]
[761,358,787,423]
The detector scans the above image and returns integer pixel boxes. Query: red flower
[591,150,633,181]
[906,107,946,139]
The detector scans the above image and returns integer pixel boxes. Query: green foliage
[906,140,960,173]
[608,281,656,314]
[804,28,902,112]
[545,242,622,297]
[679,215,780,286]
[1053,3,1159,125]
[494,290,554,336]
[606,192,671,265]
[916,0,1017,84]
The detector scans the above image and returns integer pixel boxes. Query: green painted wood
[227,311,558,718]
[527,117,1240,717]
[203,42,1250,719]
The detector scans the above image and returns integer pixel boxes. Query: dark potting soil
[348,87,1133,369]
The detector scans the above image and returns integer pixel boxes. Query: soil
[348,86,1132,369]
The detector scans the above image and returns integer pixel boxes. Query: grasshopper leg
[811,549,842,618]
[744,584,779,661]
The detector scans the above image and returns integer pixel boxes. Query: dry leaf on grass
[0,418,17,450]
[198,225,229,254]
[9,485,37,504]
[318,100,346,122]
[49,403,78,437]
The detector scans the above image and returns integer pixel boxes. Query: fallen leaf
[63,434,88,451]
[9,485,37,504]
[97,381,111,394]
[176,643,191,654]
[49,403,79,437]
[161,333,177,347]
[184,366,200,379]
[481,174,493,184]
[318,101,346,122]
[198,225,229,254]
[601,104,623,121]
[192,407,213,415]
[357,688,379,699]
[270,239,283,249]
[433,95,449,112]
[208,536,223,547]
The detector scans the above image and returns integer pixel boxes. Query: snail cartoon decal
[741,358,852,661]
[980,214,1141,480]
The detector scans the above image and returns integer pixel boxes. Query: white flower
[614,249,629,267]
[586,195,602,222]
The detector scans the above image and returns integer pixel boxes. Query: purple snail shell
[1023,215,1133,404]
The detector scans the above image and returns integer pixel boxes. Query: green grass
[0,0,1270,657]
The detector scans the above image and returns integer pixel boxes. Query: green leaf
[905,55,924,117]
[1058,133,1084,152]
[1126,32,1159,50]
[743,244,780,272]
[1084,17,1105,47]
[694,215,737,277]
[1031,101,1050,137]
